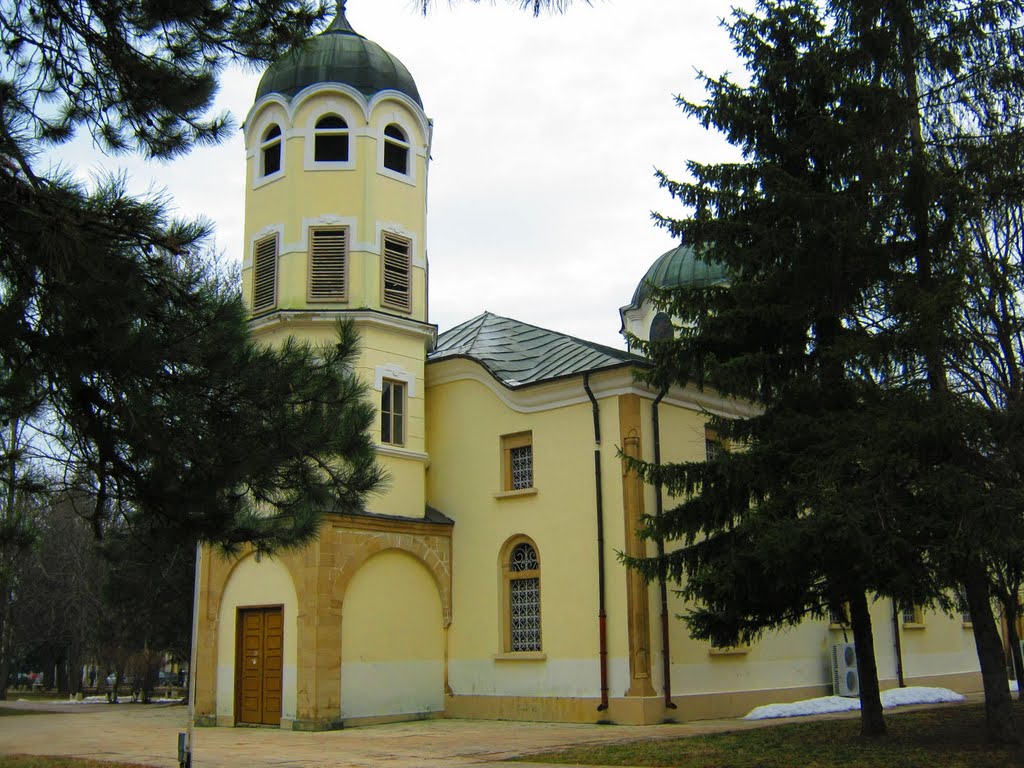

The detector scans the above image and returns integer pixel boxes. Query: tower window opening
[383,123,409,175]
[381,234,412,312]
[261,125,282,177]
[381,379,405,446]
[314,115,349,162]
[308,227,348,301]
[252,234,278,314]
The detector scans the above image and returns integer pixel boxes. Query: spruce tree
[631,0,1024,742]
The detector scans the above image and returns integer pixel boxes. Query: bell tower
[240,0,434,518]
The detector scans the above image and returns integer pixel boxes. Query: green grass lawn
[515,702,1024,768]
[0,760,151,768]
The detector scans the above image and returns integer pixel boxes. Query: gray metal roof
[428,312,646,389]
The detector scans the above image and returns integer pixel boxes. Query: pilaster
[618,394,656,697]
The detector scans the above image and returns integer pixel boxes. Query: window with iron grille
[252,234,278,314]
[956,591,972,624]
[381,234,412,312]
[308,227,347,302]
[705,426,723,462]
[501,432,534,492]
[508,542,541,652]
[380,379,405,446]
[901,602,924,626]
[510,445,532,490]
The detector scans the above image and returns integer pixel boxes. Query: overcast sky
[57,0,746,349]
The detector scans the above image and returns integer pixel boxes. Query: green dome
[629,244,729,307]
[255,5,422,107]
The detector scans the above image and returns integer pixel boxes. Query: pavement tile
[0,695,981,768]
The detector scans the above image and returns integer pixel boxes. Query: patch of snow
[744,695,860,721]
[880,686,964,708]
[744,686,965,721]
[58,694,183,705]
[62,695,108,704]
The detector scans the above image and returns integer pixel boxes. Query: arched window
[503,540,541,652]
[314,115,349,162]
[261,125,282,177]
[383,123,409,175]
[649,312,673,343]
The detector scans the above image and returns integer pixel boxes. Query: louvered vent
[382,234,411,311]
[252,235,278,313]
[309,227,347,301]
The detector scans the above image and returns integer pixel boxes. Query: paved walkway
[0,696,977,768]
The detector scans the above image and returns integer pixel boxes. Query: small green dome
[255,4,422,107]
[629,244,729,307]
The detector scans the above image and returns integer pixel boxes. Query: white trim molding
[244,223,286,269]
[374,363,417,398]
[302,98,360,172]
[374,444,430,464]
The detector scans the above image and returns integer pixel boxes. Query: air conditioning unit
[831,642,859,697]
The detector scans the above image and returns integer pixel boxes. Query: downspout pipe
[652,387,677,709]
[584,374,609,711]
[891,598,905,687]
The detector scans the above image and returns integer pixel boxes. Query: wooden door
[236,606,283,725]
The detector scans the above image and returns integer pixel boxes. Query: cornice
[426,357,758,418]
[249,309,437,346]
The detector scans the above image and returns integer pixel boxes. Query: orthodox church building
[192,5,982,729]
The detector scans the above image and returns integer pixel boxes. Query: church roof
[429,312,646,388]
[255,3,423,107]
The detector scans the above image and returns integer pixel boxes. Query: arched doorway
[340,549,444,719]
[216,554,299,726]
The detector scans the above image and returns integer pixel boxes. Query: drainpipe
[584,374,609,711]
[891,598,905,687]
[652,388,677,709]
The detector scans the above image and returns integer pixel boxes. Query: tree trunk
[56,652,69,694]
[67,643,83,697]
[1003,597,1024,702]
[848,590,886,737]
[964,561,1019,743]
[0,585,12,701]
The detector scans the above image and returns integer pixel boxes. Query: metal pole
[182,541,202,768]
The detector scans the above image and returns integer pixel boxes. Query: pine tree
[1,0,387,696]
[418,0,587,15]
[631,0,1024,742]
[1,2,385,549]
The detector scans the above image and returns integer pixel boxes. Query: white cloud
[47,0,746,348]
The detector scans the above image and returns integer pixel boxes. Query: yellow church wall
[214,553,299,726]
[425,374,626,708]
[369,455,426,518]
[423,366,671,720]
[229,319,429,456]
[340,549,445,720]
[899,606,980,684]
[230,317,431,523]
